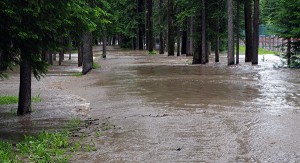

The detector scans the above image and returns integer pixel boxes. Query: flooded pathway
[65,47,300,162]
[1,46,300,162]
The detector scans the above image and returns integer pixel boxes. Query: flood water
[70,48,300,162]
[0,58,89,142]
[1,46,300,162]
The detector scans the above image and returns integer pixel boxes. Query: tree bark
[159,0,164,54]
[103,35,107,58]
[0,49,9,71]
[201,0,207,64]
[236,0,240,64]
[215,17,220,62]
[176,26,180,56]
[181,29,187,55]
[59,49,64,66]
[244,0,253,62]
[187,17,194,56]
[287,38,291,66]
[148,0,154,52]
[78,44,83,67]
[49,52,53,65]
[112,36,116,45]
[252,0,259,65]
[193,15,202,64]
[18,47,32,115]
[227,0,235,65]
[82,32,93,75]
[167,0,175,56]
[159,32,164,54]
[68,38,72,60]
[145,0,149,50]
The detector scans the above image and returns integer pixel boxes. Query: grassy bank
[0,132,71,162]
[0,118,98,162]
[238,45,278,55]
[0,95,42,105]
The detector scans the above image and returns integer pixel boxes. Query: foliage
[273,0,300,39]
[0,0,108,80]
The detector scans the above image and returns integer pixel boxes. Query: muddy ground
[1,46,300,162]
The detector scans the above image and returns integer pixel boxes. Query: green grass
[92,63,101,69]
[148,50,157,55]
[72,72,83,77]
[0,131,71,163]
[0,94,42,105]
[67,118,81,130]
[0,117,97,162]
[238,45,278,55]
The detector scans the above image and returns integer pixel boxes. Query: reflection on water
[87,51,300,162]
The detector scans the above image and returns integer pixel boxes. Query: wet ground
[1,46,300,162]
[64,47,300,162]
[0,54,89,141]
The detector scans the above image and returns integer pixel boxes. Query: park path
[64,46,300,162]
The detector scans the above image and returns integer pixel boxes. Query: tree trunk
[201,0,207,64]
[287,38,291,66]
[0,52,7,71]
[145,0,149,50]
[148,0,154,52]
[159,0,164,54]
[167,0,175,56]
[0,48,9,71]
[176,26,180,56]
[18,47,32,115]
[236,0,240,64]
[181,29,187,55]
[103,35,107,58]
[193,15,202,64]
[252,0,259,65]
[244,0,253,62]
[59,50,64,66]
[112,36,116,45]
[187,17,194,56]
[49,52,53,65]
[82,33,93,75]
[41,50,47,62]
[227,0,235,65]
[68,38,72,60]
[215,17,220,62]
[159,32,164,54]
[78,44,83,67]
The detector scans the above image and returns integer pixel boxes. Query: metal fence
[259,24,286,52]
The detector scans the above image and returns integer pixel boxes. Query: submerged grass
[0,94,42,105]
[92,63,101,69]
[148,50,157,55]
[0,131,71,162]
[72,72,83,77]
[0,118,90,162]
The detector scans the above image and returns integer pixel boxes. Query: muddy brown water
[67,49,300,162]
[0,57,89,142]
[1,47,300,162]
